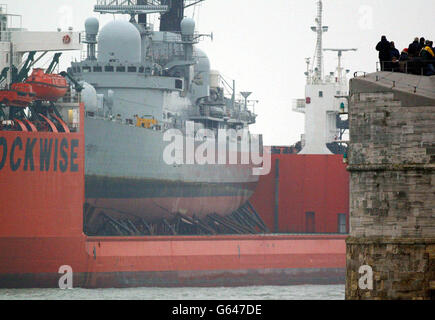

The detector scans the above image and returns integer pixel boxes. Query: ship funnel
[160,0,184,32]
[84,17,99,60]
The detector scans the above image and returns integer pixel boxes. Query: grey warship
[70,0,260,221]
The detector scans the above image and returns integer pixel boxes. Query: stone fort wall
[346,90,435,300]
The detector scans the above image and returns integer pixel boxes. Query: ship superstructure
[75,1,256,131]
[0,1,261,225]
[0,5,81,89]
[293,0,355,155]
[251,0,351,236]
[68,0,260,223]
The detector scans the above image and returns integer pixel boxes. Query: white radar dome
[180,18,195,36]
[85,17,99,36]
[98,20,141,63]
[80,82,98,112]
[195,48,210,71]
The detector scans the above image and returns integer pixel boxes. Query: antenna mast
[94,1,206,32]
[323,48,357,83]
[311,0,328,81]
[94,1,169,16]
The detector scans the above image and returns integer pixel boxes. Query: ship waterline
[86,192,256,221]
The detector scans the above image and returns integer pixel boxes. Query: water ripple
[0,285,344,300]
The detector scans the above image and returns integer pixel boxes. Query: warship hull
[84,118,259,220]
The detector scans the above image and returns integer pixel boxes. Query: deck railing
[377,59,435,76]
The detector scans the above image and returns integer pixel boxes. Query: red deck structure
[251,151,349,234]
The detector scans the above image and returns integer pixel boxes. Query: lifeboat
[0,83,36,107]
[25,68,68,102]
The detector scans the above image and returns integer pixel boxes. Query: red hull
[0,235,345,288]
[0,106,347,287]
[250,153,350,234]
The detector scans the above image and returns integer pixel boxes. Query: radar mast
[323,48,357,84]
[310,0,328,82]
[94,0,205,32]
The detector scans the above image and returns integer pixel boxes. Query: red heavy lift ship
[0,2,347,288]
[0,122,347,288]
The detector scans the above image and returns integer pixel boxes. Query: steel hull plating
[84,118,259,219]
[250,153,350,234]
[0,235,346,288]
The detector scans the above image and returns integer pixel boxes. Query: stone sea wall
[346,90,435,300]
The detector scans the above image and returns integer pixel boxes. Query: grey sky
[5,0,435,145]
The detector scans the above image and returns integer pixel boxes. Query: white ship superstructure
[0,4,81,86]
[293,0,355,155]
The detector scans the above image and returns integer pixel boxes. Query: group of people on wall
[376,36,435,76]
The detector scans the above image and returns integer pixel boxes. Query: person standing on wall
[376,36,392,71]
[408,37,420,57]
